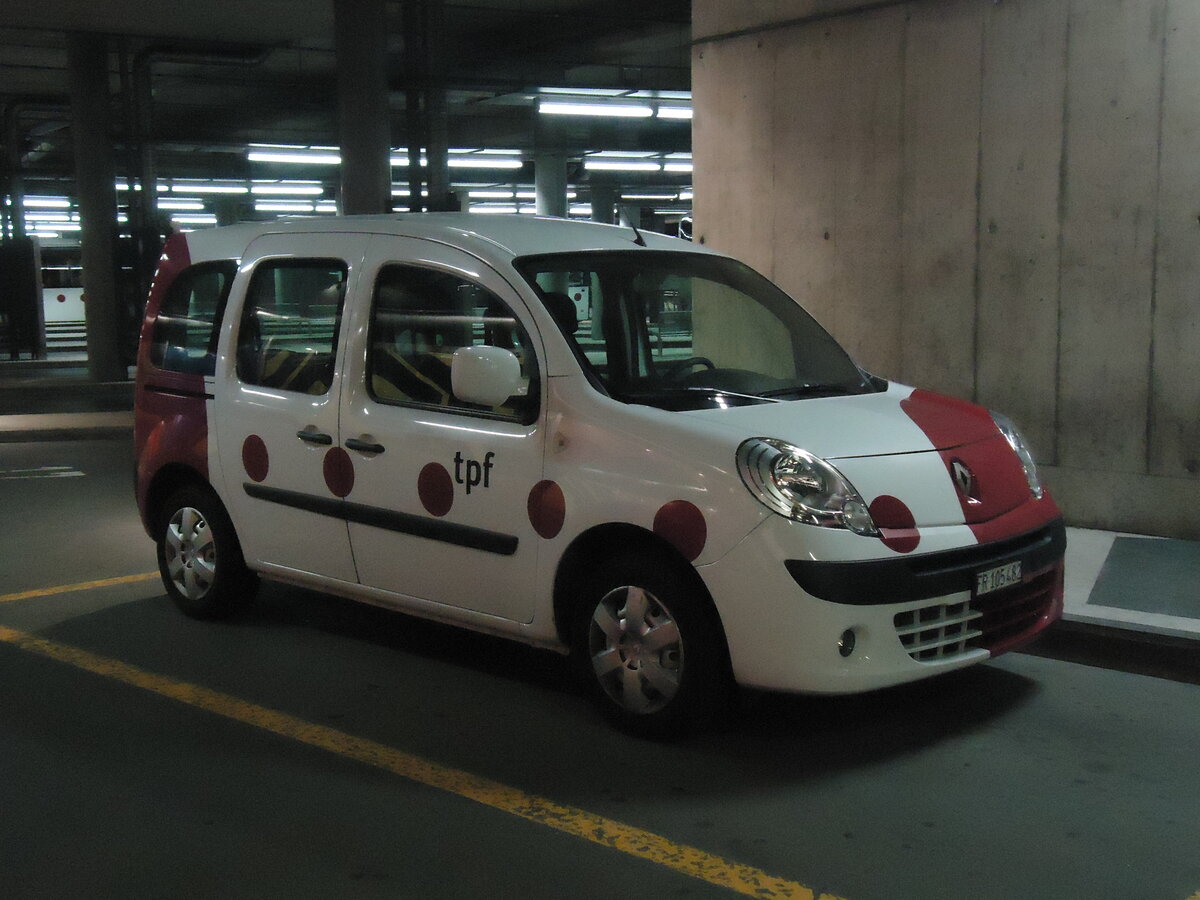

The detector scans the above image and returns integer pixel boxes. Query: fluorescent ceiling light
[251,183,324,196]
[630,90,692,100]
[656,107,693,120]
[171,183,248,195]
[170,214,218,225]
[248,150,341,165]
[448,157,523,169]
[622,193,677,201]
[678,190,694,201]
[539,101,652,118]
[469,190,514,199]
[539,87,629,97]
[157,199,205,211]
[663,162,694,173]
[24,197,70,209]
[26,211,73,222]
[256,201,314,213]
[472,205,518,214]
[584,160,661,172]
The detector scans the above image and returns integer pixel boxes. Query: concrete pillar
[4,106,26,239]
[423,0,453,211]
[67,33,124,382]
[590,185,616,224]
[334,0,392,215]
[535,154,568,218]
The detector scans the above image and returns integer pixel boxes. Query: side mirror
[451,345,522,407]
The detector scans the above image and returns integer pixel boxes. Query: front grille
[894,560,1062,663]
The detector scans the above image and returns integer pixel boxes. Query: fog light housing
[838,629,856,658]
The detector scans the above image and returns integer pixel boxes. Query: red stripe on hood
[901,389,1057,541]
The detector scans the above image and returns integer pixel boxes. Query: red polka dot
[241,434,269,483]
[528,480,565,539]
[57,294,66,303]
[869,495,920,554]
[418,462,454,517]
[653,500,707,562]
[323,447,355,498]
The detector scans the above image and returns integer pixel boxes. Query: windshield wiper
[759,383,858,399]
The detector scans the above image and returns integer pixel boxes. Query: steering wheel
[661,356,716,381]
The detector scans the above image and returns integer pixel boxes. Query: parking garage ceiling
[0,0,693,219]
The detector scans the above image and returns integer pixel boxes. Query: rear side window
[367,264,539,422]
[236,259,347,395]
[150,261,237,375]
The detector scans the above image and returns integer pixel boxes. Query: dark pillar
[334,0,392,215]
[4,106,26,239]
[423,0,451,211]
[535,154,568,218]
[590,185,617,224]
[68,33,124,382]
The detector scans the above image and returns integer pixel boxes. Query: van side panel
[134,233,211,533]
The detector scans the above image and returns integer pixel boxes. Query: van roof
[180,212,713,264]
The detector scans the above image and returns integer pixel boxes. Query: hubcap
[164,506,216,600]
[589,585,683,714]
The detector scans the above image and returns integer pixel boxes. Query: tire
[156,485,257,619]
[572,552,733,738]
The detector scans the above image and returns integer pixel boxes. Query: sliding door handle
[296,430,333,445]
[345,438,386,455]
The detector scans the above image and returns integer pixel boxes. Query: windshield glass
[515,250,877,411]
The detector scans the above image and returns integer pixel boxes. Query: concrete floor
[1,433,1199,900]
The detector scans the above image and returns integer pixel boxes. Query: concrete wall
[693,0,1200,540]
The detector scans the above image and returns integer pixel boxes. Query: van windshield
[515,250,878,411]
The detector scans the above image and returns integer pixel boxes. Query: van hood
[680,383,1000,460]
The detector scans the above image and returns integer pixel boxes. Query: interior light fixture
[255,201,314,213]
[448,157,523,169]
[663,162,694,173]
[247,150,341,165]
[170,214,219,225]
[539,101,653,118]
[157,199,205,211]
[171,183,248,195]
[539,87,629,97]
[23,197,71,209]
[250,183,325,196]
[583,160,661,172]
[656,107,693,120]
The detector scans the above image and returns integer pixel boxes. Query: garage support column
[590,185,616,224]
[334,0,392,215]
[3,107,27,239]
[535,154,568,218]
[67,33,124,383]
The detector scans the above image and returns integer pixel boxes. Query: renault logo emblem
[951,458,980,504]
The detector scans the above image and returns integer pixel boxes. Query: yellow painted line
[0,624,842,900]
[0,572,160,604]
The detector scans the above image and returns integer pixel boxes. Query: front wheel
[574,553,733,738]
[156,485,256,619]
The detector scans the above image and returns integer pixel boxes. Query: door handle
[296,430,333,445]
[345,437,386,455]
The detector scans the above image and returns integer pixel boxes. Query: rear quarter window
[150,261,237,375]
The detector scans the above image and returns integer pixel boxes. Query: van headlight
[991,412,1044,499]
[736,438,878,535]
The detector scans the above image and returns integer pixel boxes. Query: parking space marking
[0,624,843,900]
[0,572,159,605]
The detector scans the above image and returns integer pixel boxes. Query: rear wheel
[156,485,256,619]
[574,552,732,737]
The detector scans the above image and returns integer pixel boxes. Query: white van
[134,214,1065,735]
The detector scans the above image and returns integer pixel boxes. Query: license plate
[975,560,1022,596]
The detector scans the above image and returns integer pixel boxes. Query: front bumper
[699,516,1065,695]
